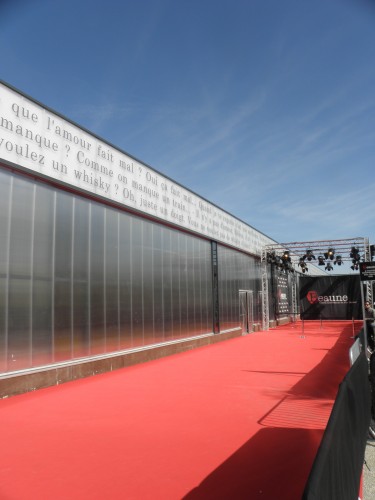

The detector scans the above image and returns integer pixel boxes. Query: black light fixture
[324,248,335,260]
[334,255,343,266]
[281,250,291,263]
[325,262,333,271]
[298,258,308,274]
[371,244,375,261]
[279,251,291,272]
[286,259,295,273]
[266,251,276,265]
[350,245,362,269]
[350,246,361,262]
[303,249,316,261]
[318,255,325,266]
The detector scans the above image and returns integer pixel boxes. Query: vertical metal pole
[261,248,269,331]
[211,241,219,333]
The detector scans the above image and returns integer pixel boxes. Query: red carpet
[0,321,361,499]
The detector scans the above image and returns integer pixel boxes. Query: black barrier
[302,350,371,500]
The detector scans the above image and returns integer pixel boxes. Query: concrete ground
[364,438,375,499]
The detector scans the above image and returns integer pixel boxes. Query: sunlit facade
[0,81,284,383]
[0,165,277,375]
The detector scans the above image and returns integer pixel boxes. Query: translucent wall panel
[171,231,181,338]
[162,230,173,338]
[152,225,164,344]
[0,169,214,374]
[119,215,132,349]
[54,191,73,361]
[32,184,54,366]
[179,234,188,339]
[105,209,120,352]
[73,198,90,358]
[8,178,34,370]
[90,203,105,354]
[131,218,144,347]
[0,170,11,372]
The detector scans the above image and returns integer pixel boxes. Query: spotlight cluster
[265,239,370,277]
[316,249,343,271]
[266,250,294,273]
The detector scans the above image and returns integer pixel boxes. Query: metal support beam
[291,273,298,321]
[261,247,269,331]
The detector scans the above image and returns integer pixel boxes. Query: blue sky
[1,0,375,246]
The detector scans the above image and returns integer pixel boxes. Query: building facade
[0,81,284,396]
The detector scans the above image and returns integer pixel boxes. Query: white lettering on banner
[0,82,274,255]
[318,295,348,303]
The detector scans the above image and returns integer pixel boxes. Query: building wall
[0,82,277,394]
[0,168,216,375]
[0,167,266,381]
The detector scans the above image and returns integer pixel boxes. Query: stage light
[266,251,276,265]
[303,249,316,261]
[278,250,292,272]
[282,251,291,263]
[371,244,375,261]
[298,258,308,273]
[325,262,333,271]
[324,248,335,260]
[350,247,360,262]
[318,255,325,266]
[334,255,343,266]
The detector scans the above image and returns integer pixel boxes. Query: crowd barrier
[302,347,371,500]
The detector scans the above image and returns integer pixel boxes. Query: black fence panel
[302,351,371,500]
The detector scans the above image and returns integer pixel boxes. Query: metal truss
[363,238,373,305]
[261,237,372,331]
[291,272,298,321]
[263,237,370,262]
